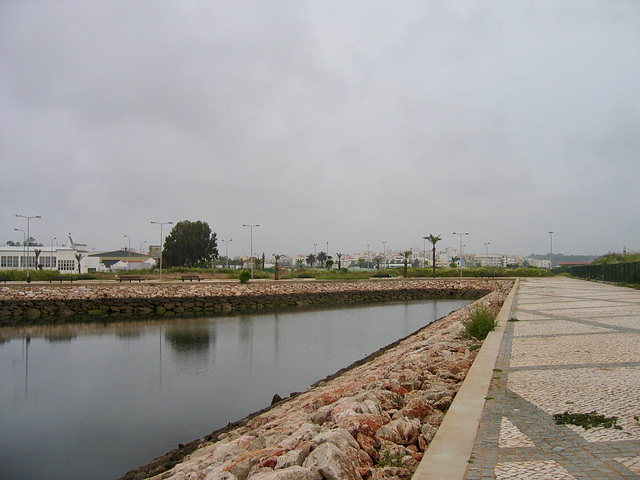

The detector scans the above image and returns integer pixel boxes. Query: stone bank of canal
[0,278,501,325]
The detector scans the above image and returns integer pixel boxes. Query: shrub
[462,305,499,340]
[238,270,251,284]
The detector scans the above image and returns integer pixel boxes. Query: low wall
[0,279,507,325]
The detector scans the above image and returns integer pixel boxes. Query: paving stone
[465,278,640,480]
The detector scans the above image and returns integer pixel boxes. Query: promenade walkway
[416,277,640,479]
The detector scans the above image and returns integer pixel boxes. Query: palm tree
[75,253,84,274]
[306,253,316,267]
[427,234,442,278]
[316,251,327,268]
[34,249,42,270]
[336,253,343,270]
[402,250,412,277]
[273,254,281,280]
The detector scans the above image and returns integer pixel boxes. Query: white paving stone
[494,460,577,479]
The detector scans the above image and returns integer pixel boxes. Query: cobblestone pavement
[466,277,640,479]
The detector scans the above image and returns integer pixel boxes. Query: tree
[358,258,365,268]
[426,234,442,278]
[336,253,343,270]
[305,254,316,267]
[163,220,218,268]
[316,251,327,268]
[374,257,382,270]
[402,250,412,277]
[273,254,281,280]
[5,240,19,246]
[326,256,334,270]
[34,249,42,270]
[450,256,460,268]
[75,253,84,274]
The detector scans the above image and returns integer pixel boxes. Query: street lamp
[367,244,370,269]
[14,228,25,272]
[221,239,233,268]
[313,243,317,267]
[124,235,131,270]
[151,221,173,281]
[548,231,554,255]
[140,240,147,254]
[15,214,41,282]
[453,232,469,278]
[484,242,490,267]
[382,241,387,269]
[51,237,57,270]
[422,236,428,268]
[243,224,259,279]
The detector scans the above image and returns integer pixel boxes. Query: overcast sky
[1,0,638,259]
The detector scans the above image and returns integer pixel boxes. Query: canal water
[0,299,469,480]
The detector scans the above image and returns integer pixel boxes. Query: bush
[462,305,499,340]
[238,270,251,283]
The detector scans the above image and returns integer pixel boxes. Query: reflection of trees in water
[116,327,142,339]
[165,328,212,354]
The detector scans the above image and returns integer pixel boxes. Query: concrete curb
[412,279,519,480]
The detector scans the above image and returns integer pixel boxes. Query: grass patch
[462,305,499,340]
[376,451,405,468]
[554,411,621,430]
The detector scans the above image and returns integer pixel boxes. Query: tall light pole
[484,242,490,267]
[15,214,41,282]
[453,232,469,278]
[243,224,259,279]
[367,243,370,269]
[14,228,25,272]
[151,221,173,281]
[140,240,147,254]
[548,231,554,255]
[422,236,428,268]
[50,237,57,270]
[221,239,233,267]
[124,235,131,270]
[382,241,387,269]
[313,243,317,268]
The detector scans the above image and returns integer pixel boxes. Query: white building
[474,254,508,268]
[0,234,89,273]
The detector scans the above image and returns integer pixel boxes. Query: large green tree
[163,220,218,267]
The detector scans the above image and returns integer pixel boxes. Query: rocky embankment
[0,278,501,325]
[117,280,513,480]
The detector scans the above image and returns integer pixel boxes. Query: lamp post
[140,240,147,254]
[313,243,317,268]
[367,243,370,270]
[124,235,131,270]
[15,214,41,282]
[243,224,259,279]
[484,242,490,267]
[453,232,469,278]
[548,231,554,255]
[151,221,173,281]
[382,241,387,269]
[50,237,57,270]
[221,239,233,268]
[422,236,428,268]
[14,228,25,272]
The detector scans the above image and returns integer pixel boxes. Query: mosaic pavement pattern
[466,277,640,479]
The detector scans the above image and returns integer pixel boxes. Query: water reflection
[0,299,470,480]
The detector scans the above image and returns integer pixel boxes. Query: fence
[570,262,640,284]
